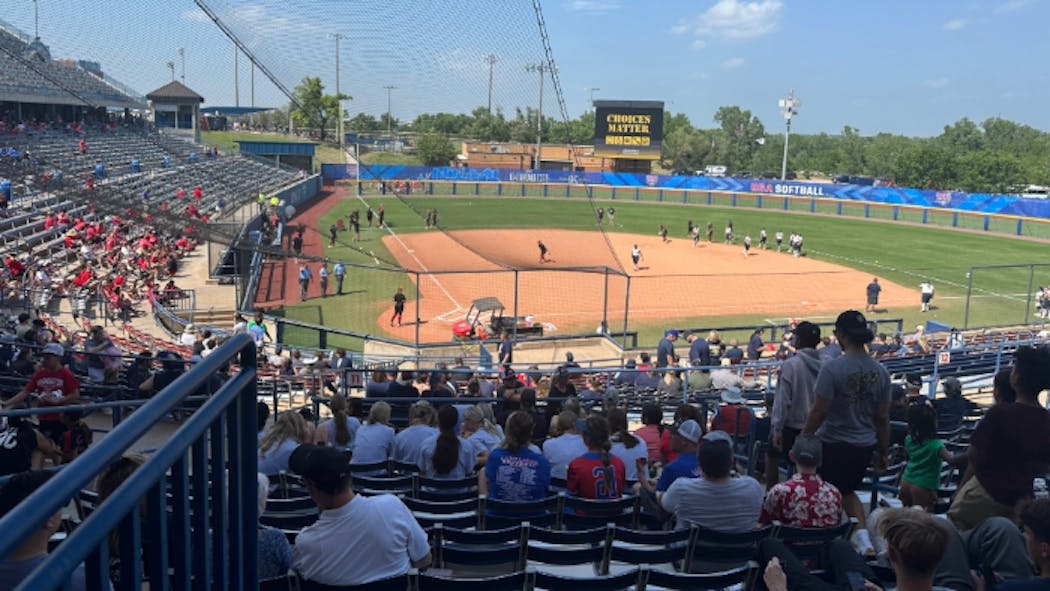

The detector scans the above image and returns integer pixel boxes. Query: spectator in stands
[290,445,431,586]
[258,411,308,476]
[123,352,152,395]
[992,499,1050,589]
[461,404,503,458]
[767,321,823,488]
[0,416,59,477]
[747,328,765,361]
[992,368,1017,406]
[138,351,184,398]
[178,324,197,349]
[480,411,550,502]
[686,331,712,366]
[659,404,704,465]
[350,402,395,473]
[904,373,924,399]
[819,334,842,361]
[1,343,79,445]
[393,401,437,465]
[365,370,390,397]
[803,310,891,557]
[711,387,753,438]
[649,418,703,500]
[83,325,119,384]
[257,402,271,441]
[949,345,1050,531]
[760,434,842,527]
[315,395,360,453]
[423,371,455,399]
[419,405,477,479]
[899,401,958,511]
[543,411,588,480]
[96,455,145,586]
[608,408,648,481]
[548,366,577,399]
[615,358,639,386]
[384,370,419,398]
[568,415,626,500]
[0,471,98,589]
[633,403,665,463]
[518,390,548,440]
[935,376,973,432]
[633,369,661,391]
[686,362,714,392]
[661,431,764,531]
[256,473,292,581]
[656,329,679,368]
[657,370,684,397]
[722,339,744,363]
[13,313,32,340]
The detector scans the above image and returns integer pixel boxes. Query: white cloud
[942,19,967,31]
[721,57,745,69]
[436,48,473,72]
[569,0,622,13]
[995,0,1031,13]
[924,77,950,89]
[181,8,211,23]
[673,0,783,46]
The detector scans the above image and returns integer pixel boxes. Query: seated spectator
[384,371,418,398]
[542,411,587,480]
[633,369,661,391]
[350,402,395,472]
[418,405,477,479]
[608,408,648,481]
[686,363,714,392]
[392,401,437,465]
[935,376,973,433]
[256,473,292,581]
[123,352,153,394]
[290,445,430,586]
[315,395,361,453]
[614,359,639,386]
[659,404,704,465]
[948,345,1050,531]
[0,416,60,476]
[760,434,842,527]
[633,403,665,463]
[138,351,184,398]
[480,411,551,502]
[548,367,577,399]
[95,454,146,586]
[653,419,703,494]
[722,339,744,363]
[518,390,548,441]
[992,368,1017,406]
[1,343,79,445]
[461,404,503,458]
[660,431,764,531]
[258,412,308,476]
[423,371,455,399]
[257,402,270,441]
[992,499,1050,589]
[0,471,99,588]
[711,387,753,438]
[657,371,684,396]
[567,415,626,501]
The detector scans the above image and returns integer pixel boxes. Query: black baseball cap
[905,373,923,389]
[794,321,821,348]
[289,444,351,494]
[834,310,874,343]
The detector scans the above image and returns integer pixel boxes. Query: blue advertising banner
[320,164,1050,220]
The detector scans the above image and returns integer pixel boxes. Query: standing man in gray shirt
[765,321,824,489]
[803,310,891,558]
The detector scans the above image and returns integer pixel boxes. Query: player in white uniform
[919,282,935,312]
[775,231,784,252]
[631,245,642,271]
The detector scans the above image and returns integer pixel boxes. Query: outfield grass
[278,191,1050,350]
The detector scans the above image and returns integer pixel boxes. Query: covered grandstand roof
[146,81,204,103]
[201,106,274,117]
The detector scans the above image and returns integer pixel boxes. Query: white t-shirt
[292,494,429,586]
[611,435,649,481]
[542,433,588,480]
[661,475,764,531]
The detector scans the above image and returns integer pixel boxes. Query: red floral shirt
[760,473,842,528]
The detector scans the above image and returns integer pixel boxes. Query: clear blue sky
[4,0,1048,137]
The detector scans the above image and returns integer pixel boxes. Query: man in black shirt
[0,417,58,476]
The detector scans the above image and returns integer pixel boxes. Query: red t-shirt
[567,453,626,500]
[26,367,79,422]
[712,404,752,439]
[193,187,202,199]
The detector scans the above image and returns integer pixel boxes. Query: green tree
[290,76,349,142]
[712,106,765,173]
[414,133,459,166]
[468,107,511,142]
[378,112,400,133]
[957,151,1025,193]
[936,118,984,152]
[837,126,867,175]
[346,112,380,132]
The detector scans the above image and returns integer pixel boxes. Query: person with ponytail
[480,411,551,502]
[567,415,625,501]
[949,345,1050,531]
[607,407,648,482]
[315,395,361,452]
[419,405,477,479]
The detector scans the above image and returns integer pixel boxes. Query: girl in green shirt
[900,402,954,511]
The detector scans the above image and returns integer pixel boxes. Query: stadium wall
[320,164,1050,221]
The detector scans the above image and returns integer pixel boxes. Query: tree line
[276,76,1050,192]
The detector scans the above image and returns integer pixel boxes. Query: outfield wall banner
[592,100,664,160]
[320,164,1050,220]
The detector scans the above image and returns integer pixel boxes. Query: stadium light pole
[178,48,185,83]
[166,61,175,82]
[331,33,344,152]
[383,85,397,134]
[778,90,800,181]
[526,63,546,170]
[484,54,498,115]
[588,87,600,111]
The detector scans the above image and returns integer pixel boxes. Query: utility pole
[778,90,801,181]
[331,33,344,151]
[250,62,255,108]
[484,54,498,115]
[525,63,546,170]
[383,85,397,134]
[166,61,175,82]
[587,87,600,110]
[178,48,185,83]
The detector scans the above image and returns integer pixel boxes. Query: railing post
[837,202,843,216]
[658,189,664,202]
[983,216,989,231]
[731,194,737,207]
[543,184,548,198]
[865,204,871,218]
[757,195,763,209]
[707,192,712,205]
[952,212,959,227]
[922,209,928,224]
[1017,218,1023,236]
[634,187,640,201]
[452,182,457,196]
[893,206,899,221]
[497,183,502,196]
[475,182,480,195]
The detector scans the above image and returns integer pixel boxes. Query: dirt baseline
[380,230,916,343]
